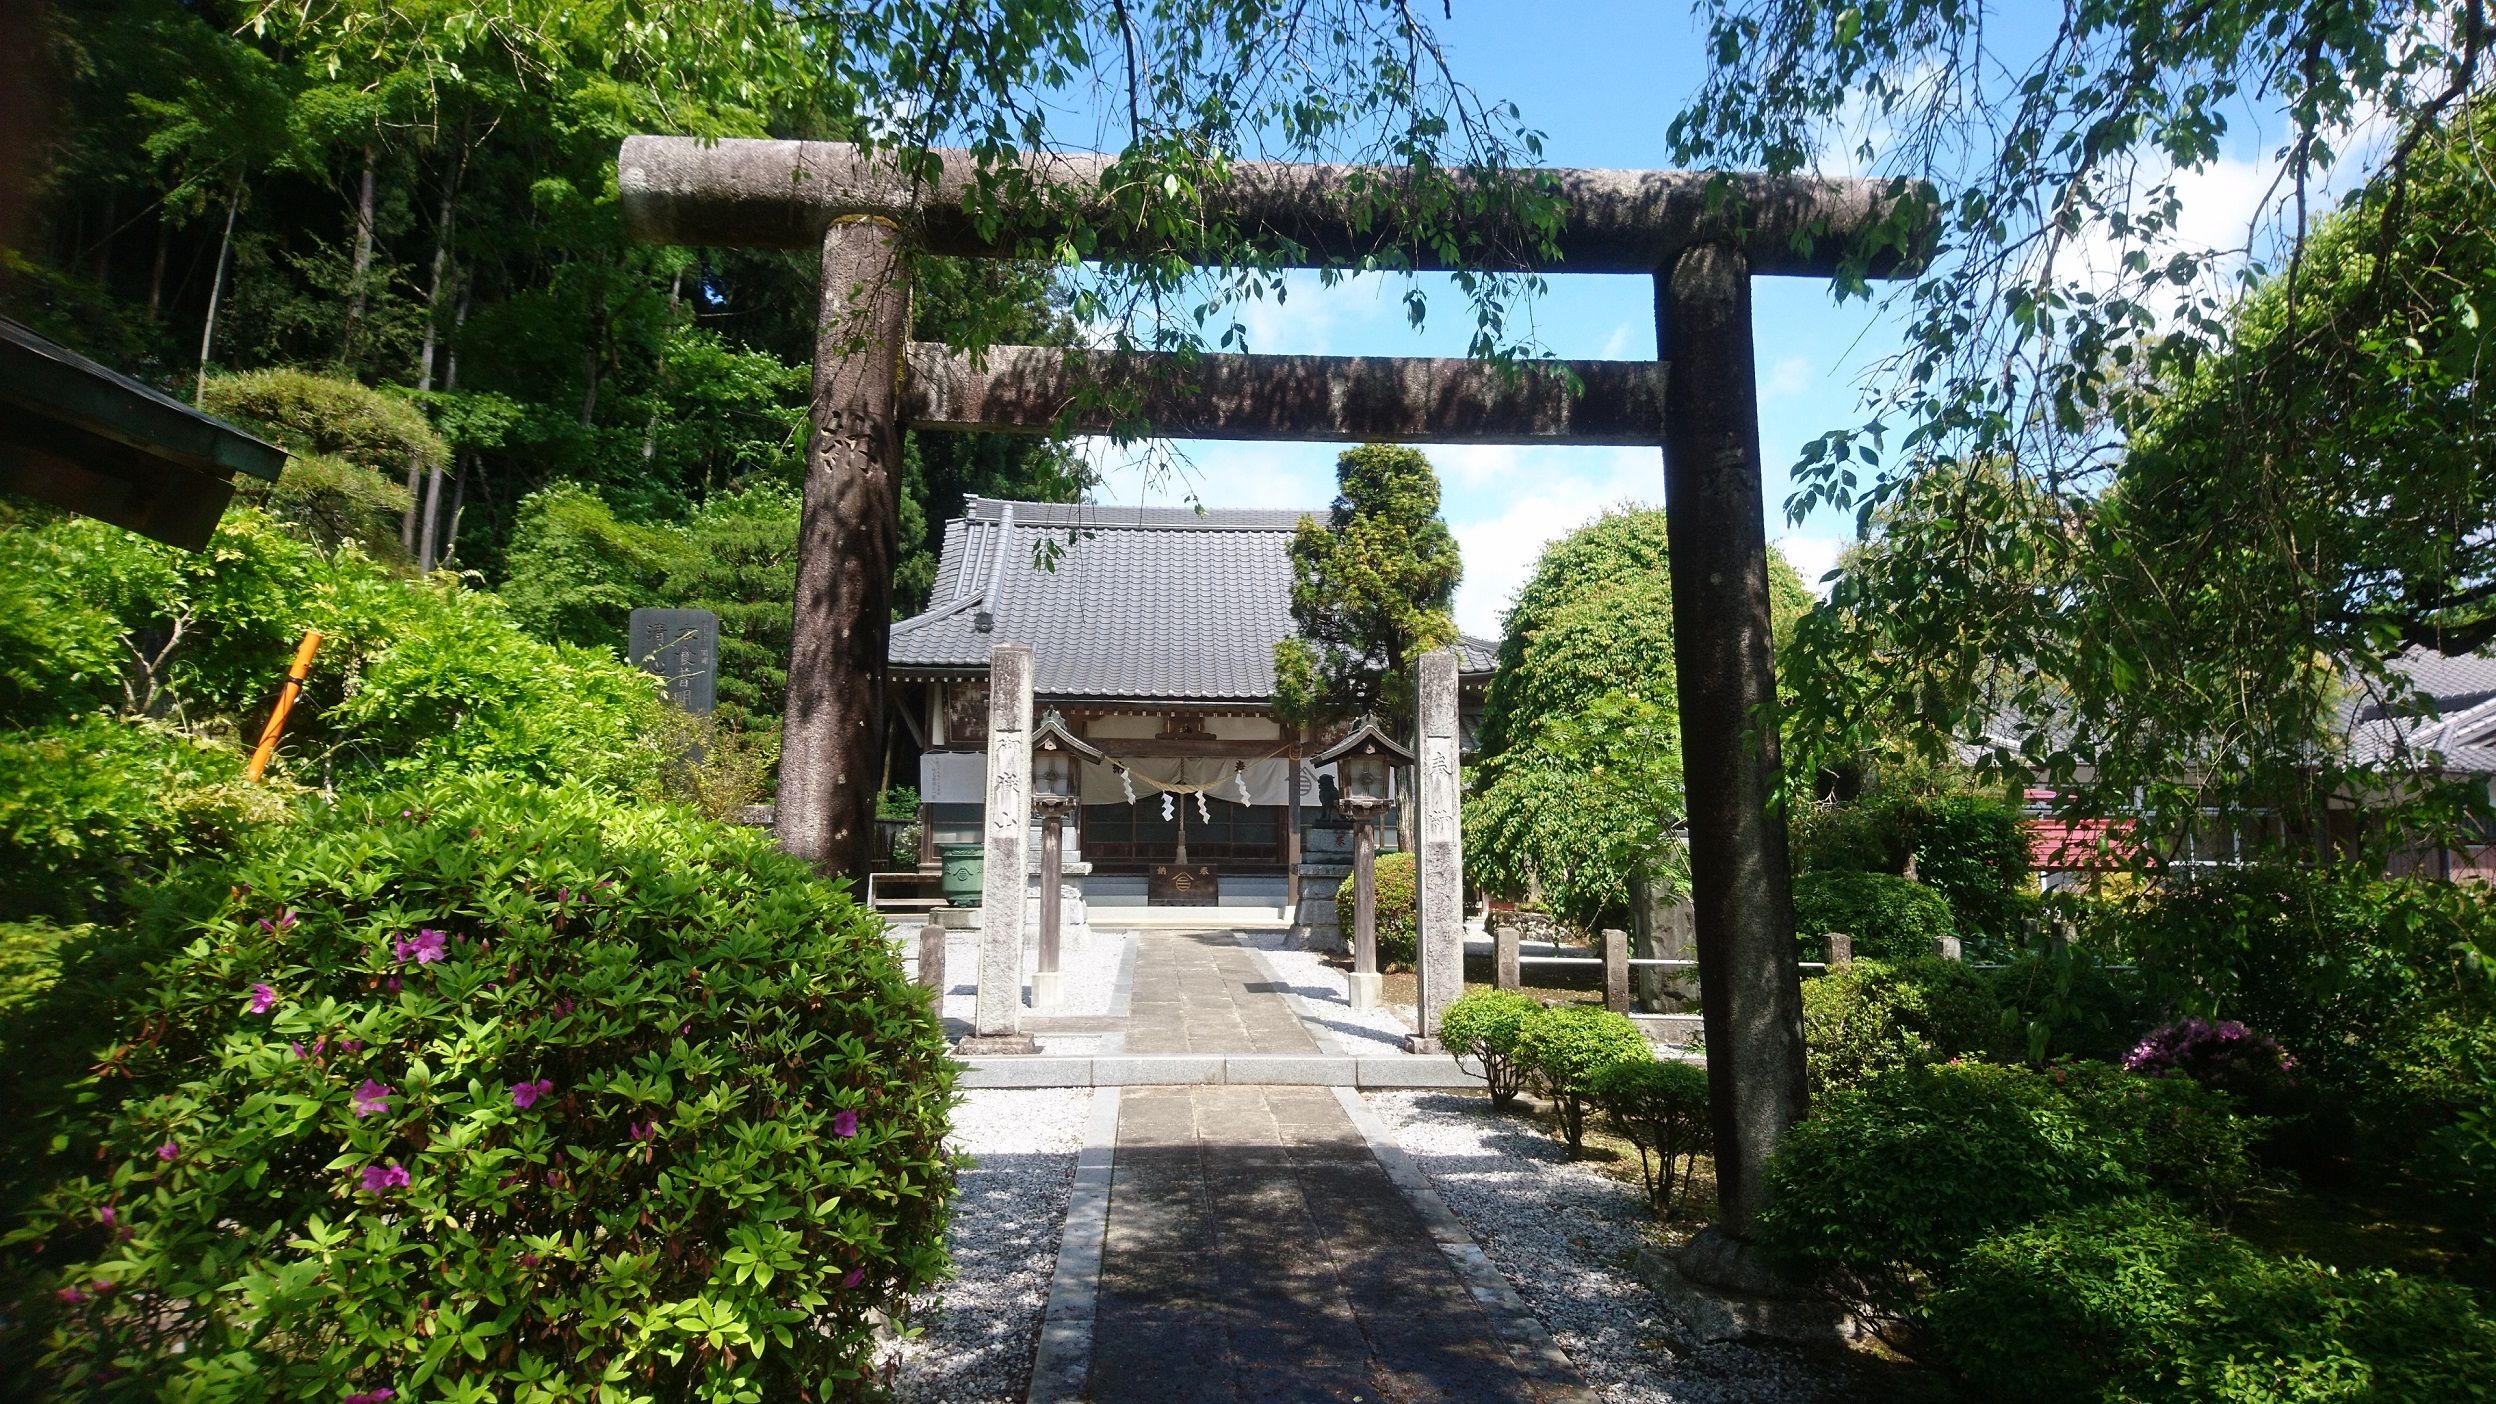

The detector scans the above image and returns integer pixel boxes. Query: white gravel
[913,923,1131,1031]
[886,1088,1095,1403]
[1233,927,1417,1054]
[1361,1090,1855,1404]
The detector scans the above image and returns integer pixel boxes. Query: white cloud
[1772,533,1849,597]
[1761,354,1814,401]
[1444,446,1664,637]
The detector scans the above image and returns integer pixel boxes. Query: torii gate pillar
[1657,242,1809,1250]
[778,216,909,877]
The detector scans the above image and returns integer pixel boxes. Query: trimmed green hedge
[1441,988,1539,1107]
[1792,870,1956,962]
[1335,850,1417,968]
[1801,956,2005,1094]
[1754,1060,2256,1327]
[1515,1004,1650,1154]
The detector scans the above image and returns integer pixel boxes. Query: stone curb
[1026,1085,1120,1404]
[954,1054,1488,1089]
[1330,1087,1598,1402]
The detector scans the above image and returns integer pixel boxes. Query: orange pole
[245,630,323,782]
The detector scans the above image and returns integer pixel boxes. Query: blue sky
[1069,3,2305,638]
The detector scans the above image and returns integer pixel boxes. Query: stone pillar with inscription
[967,644,1037,1052]
[1409,647,1465,1050]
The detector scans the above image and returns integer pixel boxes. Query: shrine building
[888,497,1494,917]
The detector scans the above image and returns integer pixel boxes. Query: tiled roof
[891,497,1496,701]
[2344,647,2496,773]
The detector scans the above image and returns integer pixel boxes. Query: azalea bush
[1930,1197,2496,1403]
[2125,1018,2299,1105]
[1755,1059,2257,1330]
[4,779,955,1400]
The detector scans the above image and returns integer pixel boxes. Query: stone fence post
[1494,924,1521,991]
[1602,928,1631,1013]
[1825,931,1852,968]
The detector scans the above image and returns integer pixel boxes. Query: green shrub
[1801,956,2004,1094]
[198,368,448,479]
[4,779,956,1399]
[1793,787,2033,956]
[1990,946,2155,1063]
[2105,863,2496,1099]
[1930,1197,2496,1403]
[0,716,289,923]
[1792,870,1956,962]
[2057,1061,2262,1221]
[324,577,670,793]
[1592,1058,1711,1217]
[1335,850,1418,968]
[1441,988,1540,1107]
[1514,1003,1650,1154]
[240,451,415,558]
[499,481,675,650]
[1756,1059,2257,1326]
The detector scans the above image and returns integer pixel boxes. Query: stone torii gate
[617,135,1928,1256]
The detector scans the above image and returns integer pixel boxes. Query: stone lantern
[1028,710,1102,1010]
[1313,718,1414,1010]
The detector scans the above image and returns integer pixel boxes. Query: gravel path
[887,1088,1095,1403]
[1361,1090,1855,1404]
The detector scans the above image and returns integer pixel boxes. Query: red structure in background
[2024,788,2143,876]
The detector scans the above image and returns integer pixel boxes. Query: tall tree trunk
[443,456,467,568]
[404,154,462,553]
[641,266,684,464]
[145,214,169,322]
[194,185,240,401]
[342,145,377,361]
[418,280,472,572]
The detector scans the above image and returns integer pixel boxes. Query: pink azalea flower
[510,1078,554,1109]
[628,1119,656,1142]
[391,930,447,965]
[345,1388,396,1404]
[385,976,401,993]
[97,1206,115,1227]
[248,983,278,1015]
[55,1285,86,1304]
[360,1163,410,1193]
[843,1268,864,1288]
[156,1140,178,1162]
[832,1110,860,1138]
[350,1080,394,1119]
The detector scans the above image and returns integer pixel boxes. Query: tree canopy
[1274,444,1463,730]
[1469,506,1811,928]
[1673,0,2496,852]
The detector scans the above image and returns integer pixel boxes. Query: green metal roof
[0,317,288,549]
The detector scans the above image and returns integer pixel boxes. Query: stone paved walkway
[1078,932,1588,1403]
[1123,930,1319,1055]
